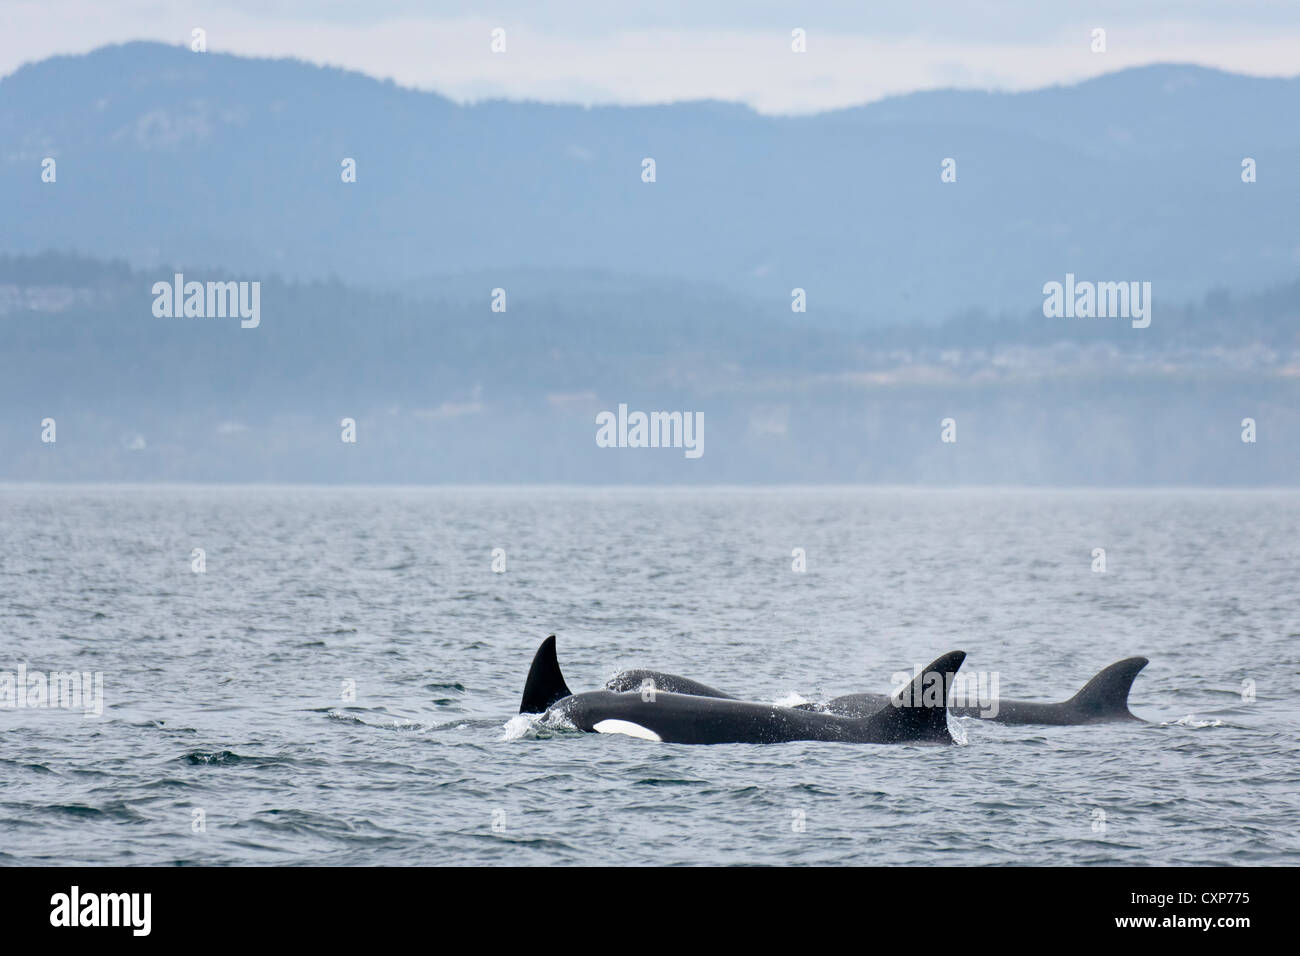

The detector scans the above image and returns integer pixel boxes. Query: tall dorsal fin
[518,635,573,714]
[520,634,572,712]
[1067,657,1148,719]
[870,650,966,743]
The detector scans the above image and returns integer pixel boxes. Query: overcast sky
[5,1,1300,113]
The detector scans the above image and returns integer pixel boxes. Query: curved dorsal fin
[871,650,966,743]
[519,635,573,714]
[1067,657,1148,718]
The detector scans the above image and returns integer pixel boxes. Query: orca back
[605,669,736,699]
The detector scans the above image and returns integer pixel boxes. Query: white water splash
[500,714,538,741]
[1164,715,1225,728]
[501,709,581,740]
[947,714,970,745]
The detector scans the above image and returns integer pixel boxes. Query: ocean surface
[1,485,1297,866]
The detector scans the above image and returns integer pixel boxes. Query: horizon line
[2,482,1296,493]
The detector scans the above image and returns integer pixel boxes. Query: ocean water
[1,485,1297,866]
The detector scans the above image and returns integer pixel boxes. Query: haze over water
[2,485,1296,865]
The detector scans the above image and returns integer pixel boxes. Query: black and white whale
[520,636,966,745]
[605,657,1149,726]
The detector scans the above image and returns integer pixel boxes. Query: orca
[607,657,1149,727]
[518,636,966,745]
[800,657,1149,725]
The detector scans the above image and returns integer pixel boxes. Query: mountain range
[0,44,1296,484]
[3,42,1298,320]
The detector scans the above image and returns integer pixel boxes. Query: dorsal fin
[870,651,966,743]
[1067,657,1148,719]
[518,635,573,714]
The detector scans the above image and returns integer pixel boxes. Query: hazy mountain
[3,42,1298,321]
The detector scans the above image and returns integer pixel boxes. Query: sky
[4,0,1300,112]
